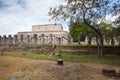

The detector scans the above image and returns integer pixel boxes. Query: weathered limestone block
[57,59,63,65]
[3,35,7,44]
[41,34,44,44]
[8,35,13,44]
[33,34,37,44]
[50,34,53,44]
[102,68,116,77]
[20,35,23,43]
[14,35,18,44]
[91,37,96,45]
[16,24,73,45]
[27,35,30,44]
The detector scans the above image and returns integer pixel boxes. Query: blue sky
[0,0,68,35]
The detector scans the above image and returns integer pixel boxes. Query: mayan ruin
[0,24,73,45]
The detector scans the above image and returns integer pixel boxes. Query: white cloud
[0,0,68,36]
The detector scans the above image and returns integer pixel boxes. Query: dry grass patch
[0,56,120,80]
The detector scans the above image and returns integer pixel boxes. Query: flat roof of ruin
[32,24,63,31]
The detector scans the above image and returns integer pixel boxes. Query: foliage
[69,18,93,42]
[114,8,120,36]
[48,0,120,55]
[98,22,118,45]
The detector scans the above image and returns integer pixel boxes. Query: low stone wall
[0,44,119,55]
[0,44,55,54]
[57,45,120,55]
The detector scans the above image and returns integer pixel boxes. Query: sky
[0,0,68,36]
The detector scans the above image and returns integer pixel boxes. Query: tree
[99,22,117,45]
[69,17,93,44]
[114,8,120,46]
[49,0,120,56]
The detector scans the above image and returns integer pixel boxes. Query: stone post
[14,35,18,44]
[50,34,53,44]
[3,35,7,44]
[41,34,44,44]
[20,35,23,44]
[91,37,96,45]
[33,34,37,44]
[27,35,30,44]
[8,35,13,44]
[85,36,88,45]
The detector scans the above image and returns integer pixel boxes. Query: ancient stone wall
[0,24,73,45]
[84,36,120,45]
[32,24,63,31]
[0,33,72,45]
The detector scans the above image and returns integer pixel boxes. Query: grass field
[0,50,120,66]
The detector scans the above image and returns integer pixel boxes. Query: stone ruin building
[0,24,73,45]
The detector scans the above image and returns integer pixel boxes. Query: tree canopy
[69,17,93,42]
[48,0,120,55]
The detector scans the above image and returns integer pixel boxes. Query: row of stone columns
[84,36,120,45]
[0,34,70,45]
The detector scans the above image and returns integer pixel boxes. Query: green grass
[61,53,120,65]
[1,50,120,66]
[20,52,120,66]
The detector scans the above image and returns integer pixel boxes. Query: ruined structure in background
[0,24,73,45]
[0,24,119,46]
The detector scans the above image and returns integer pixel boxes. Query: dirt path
[0,56,120,80]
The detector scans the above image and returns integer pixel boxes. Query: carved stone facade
[0,24,72,45]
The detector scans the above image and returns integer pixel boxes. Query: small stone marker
[55,49,61,58]
[102,68,116,77]
[116,70,120,77]
[56,52,61,58]
[57,59,63,65]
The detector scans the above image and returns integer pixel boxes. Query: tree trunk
[96,35,104,56]
[78,35,81,44]
[83,10,104,56]
[84,20,104,56]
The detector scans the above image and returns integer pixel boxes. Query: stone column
[41,34,44,44]
[3,35,7,44]
[14,35,18,44]
[20,35,23,44]
[27,35,30,44]
[33,34,37,44]
[50,34,53,44]
[87,36,92,45]
[91,37,96,45]
[8,35,13,44]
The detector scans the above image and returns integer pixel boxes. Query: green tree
[114,8,120,45]
[49,0,120,56]
[69,17,93,44]
[99,22,117,45]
